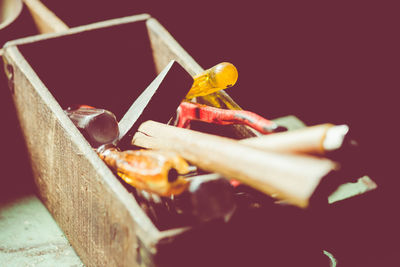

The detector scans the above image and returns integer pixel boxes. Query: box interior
[18,20,156,121]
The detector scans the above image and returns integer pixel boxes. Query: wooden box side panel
[4,47,145,267]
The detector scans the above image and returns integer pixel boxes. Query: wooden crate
[2,1,387,266]
[4,14,314,267]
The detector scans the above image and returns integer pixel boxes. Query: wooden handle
[132,121,338,208]
[240,124,349,155]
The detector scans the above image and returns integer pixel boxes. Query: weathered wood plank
[3,45,159,267]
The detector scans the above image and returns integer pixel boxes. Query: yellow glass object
[185,62,238,99]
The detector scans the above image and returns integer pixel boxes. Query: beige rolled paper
[240,123,349,155]
[132,120,338,208]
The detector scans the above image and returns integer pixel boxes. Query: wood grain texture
[133,121,338,208]
[3,45,158,267]
[23,0,68,33]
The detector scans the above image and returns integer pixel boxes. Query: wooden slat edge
[3,13,151,49]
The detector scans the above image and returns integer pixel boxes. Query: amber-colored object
[98,146,190,196]
[185,62,238,99]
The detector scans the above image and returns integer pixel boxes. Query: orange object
[98,145,191,196]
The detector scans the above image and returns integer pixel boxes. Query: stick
[132,121,338,208]
[240,124,349,155]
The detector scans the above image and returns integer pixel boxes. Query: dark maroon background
[1,1,399,266]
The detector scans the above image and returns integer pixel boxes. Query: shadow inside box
[152,191,332,267]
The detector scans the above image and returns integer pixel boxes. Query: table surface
[0,193,84,267]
